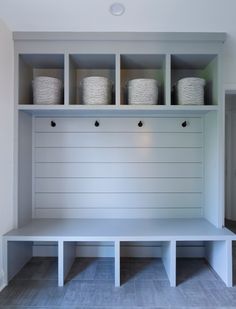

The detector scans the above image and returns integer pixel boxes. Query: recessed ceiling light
[109,3,125,16]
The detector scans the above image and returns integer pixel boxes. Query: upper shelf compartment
[69,54,116,105]
[120,54,166,106]
[171,54,218,106]
[18,54,64,105]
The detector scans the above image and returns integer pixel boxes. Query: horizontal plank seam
[35,206,202,210]
[35,146,203,149]
[35,191,203,195]
[35,176,203,180]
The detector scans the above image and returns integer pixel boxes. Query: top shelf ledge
[13,32,227,43]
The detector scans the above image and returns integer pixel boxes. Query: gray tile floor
[1,254,236,309]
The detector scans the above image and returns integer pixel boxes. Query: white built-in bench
[3,218,235,288]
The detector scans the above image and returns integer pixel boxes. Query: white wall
[0,0,236,84]
[0,19,14,290]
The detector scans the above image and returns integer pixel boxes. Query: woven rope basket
[127,78,158,105]
[81,76,112,105]
[177,77,206,105]
[33,76,62,105]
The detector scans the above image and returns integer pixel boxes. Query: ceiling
[0,0,235,32]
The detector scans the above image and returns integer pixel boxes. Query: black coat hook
[138,121,143,128]
[51,120,56,127]
[181,121,187,128]
[94,120,100,127]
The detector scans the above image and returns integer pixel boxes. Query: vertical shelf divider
[116,53,121,107]
[58,240,76,287]
[165,54,171,106]
[205,240,233,287]
[64,53,69,107]
[115,240,120,287]
[58,240,64,287]
[162,240,176,287]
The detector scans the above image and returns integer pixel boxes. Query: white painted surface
[4,219,234,287]
[35,132,203,148]
[204,112,220,226]
[34,208,202,220]
[4,218,234,241]
[58,241,76,286]
[205,240,233,287]
[0,19,14,291]
[18,112,32,226]
[115,241,120,287]
[162,241,176,287]
[33,116,203,219]
[35,117,203,133]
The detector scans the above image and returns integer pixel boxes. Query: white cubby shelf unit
[3,32,235,289]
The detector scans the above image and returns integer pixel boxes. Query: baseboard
[33,243,205,258]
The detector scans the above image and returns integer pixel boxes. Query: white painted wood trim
[64,52,69,107]
[162,240,176,287]
[115,240,120,287]
[218,53,225,227]
[225,239,233,287]
[205,240,233,287]
[5,219,234,240]
[13,32,227,42]
[13,51,19,229]
[58,241,63,287]
[115,53,120,107]
[17,105,220,115]
[165,54,171,107]
[171,241,176,287]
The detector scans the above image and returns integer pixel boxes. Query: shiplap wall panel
[35,117,202,133]
[35,178,202,193]
[34,208,202,219]
[33,117,203,219]
[35,163,203,178]
[35,147,203,163]
[35,133,203,148]
[35,193,203,208]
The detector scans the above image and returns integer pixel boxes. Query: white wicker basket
[81,76,112,105]
[127,78,158,105]
[177,77,206,105]
[33,76,62,105]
